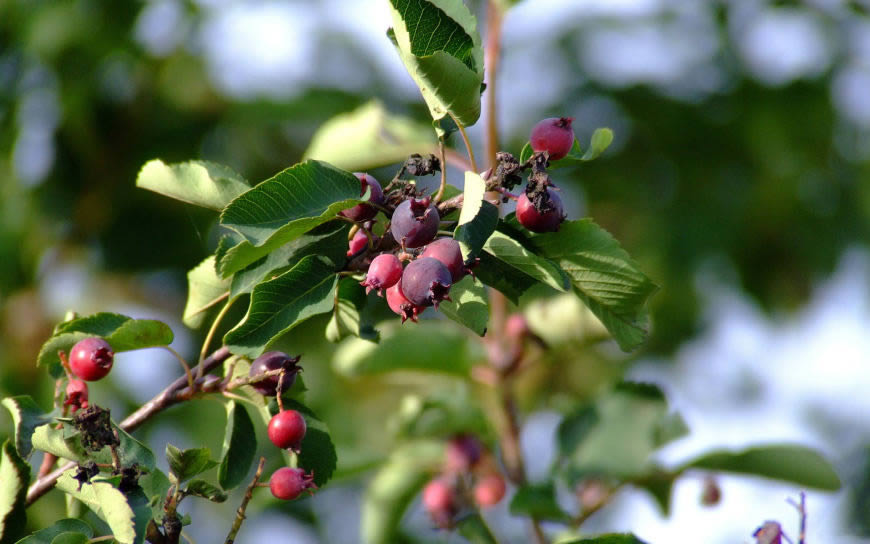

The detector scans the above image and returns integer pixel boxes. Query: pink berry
[248,351,301,396]
[473,474,507,508]
[504,313,530,339]
[347,229,369,257]
[69,338,114,381]
[400,258,452,308]
[341,173,384,222]
[422,479,456,526]
[361,253,403,295]
[269,467,316,500]
[268,410,307,451]
[516,188,564,233]
[530,117,575,160]
[390,197,440,248]
[420,238,465,283]
[386,282,423,323]
[64,379,89,413]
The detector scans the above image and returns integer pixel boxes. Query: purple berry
[386,282,423,323]
[269,467,316,500]
[420,238,465,282]
[516,188,564,233]
[400,258,452,308]
[390,197,440,248]
[248,351,301,396]
[340,173,384,222]
[530,117,575,160]
[347,229,369,257]
[69,338,114,381]
[361,253,403,295]
[445,434,483,472]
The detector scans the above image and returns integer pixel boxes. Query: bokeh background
[2,0,870,542]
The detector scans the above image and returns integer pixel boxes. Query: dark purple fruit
[340,173,384,222]
[390,197,439,248]
[420,238,465,282]
[269,467,316,500]
[516,188,564,233]
[400,258,451,308]
[530,117,574,160]
[69,338,114,381]
[248,351,301,396]
[386,282,423,323]
[361,253,403,295]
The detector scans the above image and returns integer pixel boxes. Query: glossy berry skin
[420,238,465,283]
[530,117,574,160]
[400,258,451,308]
[347,229,369,257]
[516,188,564,233]
[390,197,440,248]
[340,173,384,222]
[69,338,114,381]
[269,467,316,500]
[474,474,507,508]
[248,351,300,396]
[361,253,403,295]
[268,410,307,451]
[445,434,483,472]
[386,282,423,323]
[64,379,89,413]
[422,479,456,526]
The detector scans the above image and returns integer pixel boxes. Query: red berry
[530,117,575,160]
[340,173,385,222]
[420,238,465,283]
[347,229,370,257]
[386,282,424,323]
[505,313,529,339]
[390,197,440,248]
[64,379,89,413]
[268,410,307,451]
[516,188,564,233]
[269,467,316,500]
[361,253,403,295]
[69,338,114,381]
[422,479,456,526]
[473,474,507,508]
[445,434,483,472]
[400,258,452,308]
[248,351,301,396]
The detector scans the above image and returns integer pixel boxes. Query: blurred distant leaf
[2,396,52,458]
[561,535,648,544]
[223,256,338,358]
[166,445,217,484]
[509,482,571,522]
[48,532,89,544]
[55,474,150,544]
[455,171,499,261]
[361,440,444,544]
[682,445,841,490]
[183,256,230,329]
[388,0,484,135]
[13,519,94,544]
[304,101,436,171]
[278,400,337,488]
[136,160,250,211]
[1,440,29,543]
[581,128,614,161]
[437,275,489,336]
[391,386,490,439]
[218,401,256,491]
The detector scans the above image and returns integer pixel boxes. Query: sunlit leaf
[182,256,230,329]
[2,396,53,458]
[136,159,250,211]
[0,440,30,542]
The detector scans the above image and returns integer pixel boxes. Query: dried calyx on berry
[390,197,440,248]
[386,282,423,323]
[73,405,119,451]
[248,351,302,396]
[269,467,317,500]
[64,379,89,413]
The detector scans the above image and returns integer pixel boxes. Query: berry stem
[224,456,266,544]
[450,113,478,174]
[164,346,195,392]
[198,298,235,379]
[434,139,448,203]
[275,370,287,412]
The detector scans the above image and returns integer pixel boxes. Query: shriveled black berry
[74,405,119,451]
[390,197,439,248]
[400,257,452,308]
[73,461,100,490]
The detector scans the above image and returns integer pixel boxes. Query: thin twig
[225,457,267,544]
[276,370,286,412]
[164,346,195,392]
[484,0,503,170]
[787,492,807,544]
[198,299,235,378]
[434,140,449,202]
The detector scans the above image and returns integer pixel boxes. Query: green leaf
[217,160,361,276]
[184,480,228,503]
[474,250,540,304]
[55,473,151,544]
[556,405,599,458]
[483,231,570,293]
[508,482,571,522]
[333,321,480,377]
[166,445,217,484]
[682,445,841,491]
[13,519,93,544]
[455,513,498,544]
[280,400,337,488]
[136,159,250,211]
[388,0,484,135]
[391,386,490,440]
[137,468,171,523]
[361,440,444,544]
[218,401,256,491]
[1,441,30,543]
[519,141,533,163]
[635,470,676,515]
[38,313,174,378]
[580,128,613,161]
[326,277,378,343]
[454,171,499,261]
[48,532,89,544]
[528,220,658,351]
[437,275,489,336]
[2,396,53,458]
[182,256,230,329]
[31,421,156,471]
[31,424,83,462]
[223,256,339,358]
[561,534,648,544]
[303,100,436,171]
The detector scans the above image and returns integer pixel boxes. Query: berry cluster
[421,435,507,528]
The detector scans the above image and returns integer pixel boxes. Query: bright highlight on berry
[69,337,114,381]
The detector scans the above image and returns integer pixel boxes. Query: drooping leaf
[437,275,489,336]
[304,100,436,171]
[38,313,174,378]
[135,159,250,211]
[278,400,337,488]
[55,473,151,544]
[528,219,658,351]
[0,441,30,542]
[165,445,217,484]
[326,277,378,343]
[388,0,484,135]
[184,480,228,503]
[218,401,256,491]
[361,440,444,544]
[509,482,571,522]
[137,468,171,523]
[581,128,614,161]
[561,534,649,544]
[217,160,361,276]
[682,445,841,491]
[2,396,53,458]
[483,230,570,293]
[182,256,230,329]
[454,171,499,261]
[13,519,93,544]
[223,256,339,358]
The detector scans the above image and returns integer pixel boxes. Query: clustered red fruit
[268,409,307,452]
[248,351,301,396]
[516,187,564,233]
[269,467,316,501]
[400,257,452,308]
[530,117,575,160]
[341,173,385,222]
[422,479,457,527]
[361,253,403,295]
[386,282,421,323]
[390,197,440,248]
[64,379,89,413]
[420,238,465,283]
[473,473,507,507]
[69,337,114,382]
